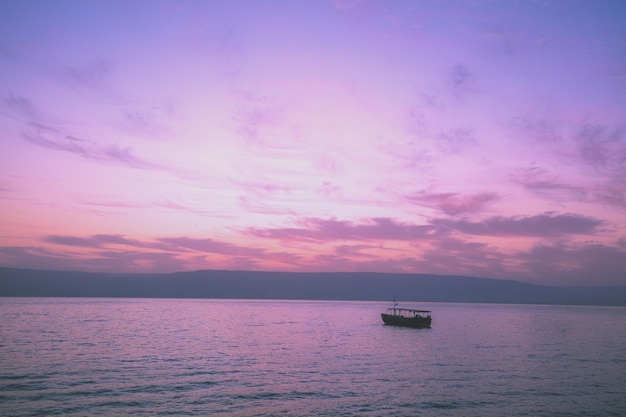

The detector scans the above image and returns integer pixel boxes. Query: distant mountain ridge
[1,267,625,306]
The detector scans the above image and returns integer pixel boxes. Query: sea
[1,298,625,417]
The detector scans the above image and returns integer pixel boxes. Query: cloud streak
[433,213,602,237]
[22,123,168,171]
[247,217,436,242]
[43,234,149,248]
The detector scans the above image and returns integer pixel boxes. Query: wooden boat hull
[381,313,431,328]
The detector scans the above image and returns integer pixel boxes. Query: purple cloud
[409,191,499,215]
[593,188,626,208]
[0,245,189,273]
[0,246,83,271]
[433,212,602,237]
[512,166,587,201]
[247,217,435,242]
[9,234,281,273]
[334,244,388,258]
[43,234,268,258]
[513,166,626,208]
[413,237,508,278]
[44,234,147,248]
[518,241,626,286]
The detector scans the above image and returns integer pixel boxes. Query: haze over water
[1,298,625,416]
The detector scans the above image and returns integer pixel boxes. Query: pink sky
[1,0,625,286]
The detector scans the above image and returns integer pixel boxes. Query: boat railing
[386,307,431,318]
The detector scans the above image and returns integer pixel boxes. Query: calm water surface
[1,298,625,416]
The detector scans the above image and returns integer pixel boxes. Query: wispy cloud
[157,237,266,257]
[381,136,436,171]
[448,63,475,100]
[3,93,170,172]
[575,122,626,180]
[61,59,126,104]
[435,127,477,154]
[512,165,589,201]
[79,197,234,217]
[405,89,477,158]
[43,233,268,258]
[232,91,286,146]
[231,177,299,215]
[22,124,166,171]
[2,94,43,123]
[237,194,296,215]
[513,165,626,208]
[116,108,171,139]
[511,114,562,144]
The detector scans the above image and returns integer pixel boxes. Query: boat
[381,300,432,328]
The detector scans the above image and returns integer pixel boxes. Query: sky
[1,0,625,286]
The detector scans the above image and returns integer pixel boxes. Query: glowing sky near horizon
[1,0,625,285]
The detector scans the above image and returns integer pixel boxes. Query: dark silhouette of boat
[381,299,432,328]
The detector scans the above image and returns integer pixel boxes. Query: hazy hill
[1,267,625,306]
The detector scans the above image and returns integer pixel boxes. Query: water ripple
[1,299,625,416]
